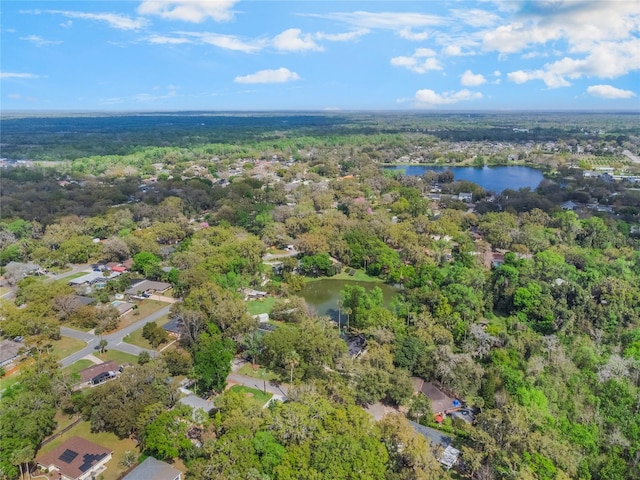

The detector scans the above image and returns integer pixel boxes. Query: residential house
[179,395,214,421]
[458,192,473,202]
[0,339,23,367]
[409,421,460,471]
[37,437,112,480]
[121,457,182,480]
[75,361,121,388]
[162,317,184,337]
[125,280,171,297]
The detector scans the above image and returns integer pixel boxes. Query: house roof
[77,361,119,384]
[73,295,95,307]
[125,280,171,295]
[179,394,214,413]
[420,382,457,414]
[122,457,182,480]
[37,436,112,480]
[409,420,452,448]
[110,301,135,316]
[69,271,121,285]
[162,317,183,334]
[0,340,22,364]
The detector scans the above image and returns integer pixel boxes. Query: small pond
[298,279,398,324]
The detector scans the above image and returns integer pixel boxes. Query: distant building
[458,192,473,202]
[37,436,112,480]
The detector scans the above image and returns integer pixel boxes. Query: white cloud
[482,2,640,55]
[460,70,486,86]
[442,44,475,56]
[414,88,483,106]
[234,67,301,84]
[174,31,265,53]
[315,29,369,42]
[507,38,640,88]
[6,93,38,101]
[587,85,636,99]
[147,35,191,45]
[304,11,446,30]
[60,20,73,28]
[0,72,44,79]
[397,28,429,41]
[32,10,148,30]
[138,0,239,23]
[19,35,62,47]
[450,8,501,28]
[493,70,501,77]
[273,28,322,52]
[391,48,442,74]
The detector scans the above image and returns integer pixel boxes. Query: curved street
[59,305,172,367]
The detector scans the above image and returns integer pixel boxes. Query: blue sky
[1,1,639,111]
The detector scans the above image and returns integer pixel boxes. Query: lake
[298,279,398,325]
[385,165,545,193]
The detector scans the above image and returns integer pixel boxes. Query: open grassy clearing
[247,297,276,315]
[0,372,22,391]
[305,269,382,283]
[237,364,279,381]
[61,359,94,377]
[36,420,137,480]
[98,350,139,365]
[115,299,167,330]
[123,320,162,350]
[229,385,273,408]
[51,336,86,360]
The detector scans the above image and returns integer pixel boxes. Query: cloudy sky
[2,1,639,111]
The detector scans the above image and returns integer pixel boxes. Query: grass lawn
[247,297,277,315]
[0,373,21,391]
[116,300,168,330]
[52,271,86,286]
[51,336,86,360]
[62,359,94,377]
[98,350,140,365]
[238,364,279,381]
[122,320,163,350]
[37,420,137,480]
[229,385,273,408]
[305,269,382,283]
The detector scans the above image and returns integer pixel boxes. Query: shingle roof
[0,340,22,365]
[37,436,112,480]
[77,361,119,384]
[121,456,182,480]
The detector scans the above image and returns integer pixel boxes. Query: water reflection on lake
[385,165,545,193]
[298,279,398,324]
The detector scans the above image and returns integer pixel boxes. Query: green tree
[193,329,235,393]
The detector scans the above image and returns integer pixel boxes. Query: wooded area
[0,112,639,480]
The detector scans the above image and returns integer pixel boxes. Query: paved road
[227,372,289,397]
[59,305,172,367]
[1,263,92,300]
